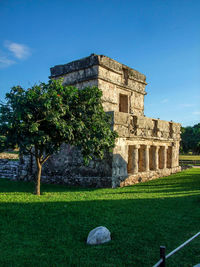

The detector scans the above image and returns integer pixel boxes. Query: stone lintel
[98,66,147,85]
[126,140,174,148]
[98,76,147,95]
[130,137,180,142]
[64,75,98,86]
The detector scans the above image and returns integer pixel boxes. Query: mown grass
[0,169,200,267]
[179,155,200,160]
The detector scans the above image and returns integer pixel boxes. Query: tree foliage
[0,79,118,195]
[180,123,200,154]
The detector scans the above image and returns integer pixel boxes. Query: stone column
[133,145,139,173]
[171,145,175,168]
[154,146,159,170]
[176,143,180,167]
[163,146,167,169]
[144,145,150,171]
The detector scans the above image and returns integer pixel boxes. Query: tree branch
[20,143,35,157]
[40,154,50,165]
[36,119,45,123]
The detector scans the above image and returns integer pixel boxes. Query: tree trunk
[35,157,42,195]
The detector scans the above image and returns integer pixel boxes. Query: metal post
[160,246,166,267]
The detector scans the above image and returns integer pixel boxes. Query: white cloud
[180,103,195,108]
[192,111,200,115]
[0,56,15,68]
[161,98,168,103]
[4,41,31,59]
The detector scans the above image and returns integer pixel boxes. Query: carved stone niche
[131,116,138,135]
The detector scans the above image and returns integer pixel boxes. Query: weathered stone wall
[112,112,181,140]
[19,144,113,188]
[0,159,19,179]
[118,166,181,187]
[112,138,128,178]
[51,54,147,116]
[98,65,146,116]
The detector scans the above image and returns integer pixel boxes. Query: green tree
[0,79,117,195]
[181,123,200,154]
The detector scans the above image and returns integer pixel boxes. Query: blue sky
[0,0,199,126]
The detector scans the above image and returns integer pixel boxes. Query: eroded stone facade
[19,54,181,187]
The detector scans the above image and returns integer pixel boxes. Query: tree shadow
[1,169,200,197]
[0,195,199,267]
[0,168,200,266]
[104,171,200,196]
[0,178,98,194]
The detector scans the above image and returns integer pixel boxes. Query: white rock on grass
[87,226,111,245]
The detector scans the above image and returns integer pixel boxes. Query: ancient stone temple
[19,54,181,187]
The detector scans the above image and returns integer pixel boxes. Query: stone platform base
[115,166,181,188]
[19,166,181,189]
[19,174,113,188]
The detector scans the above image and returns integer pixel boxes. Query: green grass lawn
[0,169,200,267]
[179,155,200,161]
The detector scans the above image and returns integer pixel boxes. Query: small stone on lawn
[87,226,111,245]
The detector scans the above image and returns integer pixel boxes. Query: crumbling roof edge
[50,54,146,84]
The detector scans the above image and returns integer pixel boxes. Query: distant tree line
[180,123,200,154]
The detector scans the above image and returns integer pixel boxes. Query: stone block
[87,226,111,245]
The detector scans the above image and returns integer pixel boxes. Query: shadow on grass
[0,168,200,197]
[0,168,200,266]
[104,172,200,196]
[0,195,199,267]
[0,178,98,194]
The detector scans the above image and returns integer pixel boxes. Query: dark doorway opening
[119,94,128,113]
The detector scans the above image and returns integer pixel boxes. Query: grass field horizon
[1,151,200,161]
[0,168,200,266]
[179,155,200,161]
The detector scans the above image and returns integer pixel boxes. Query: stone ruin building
[19,54,181,187]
